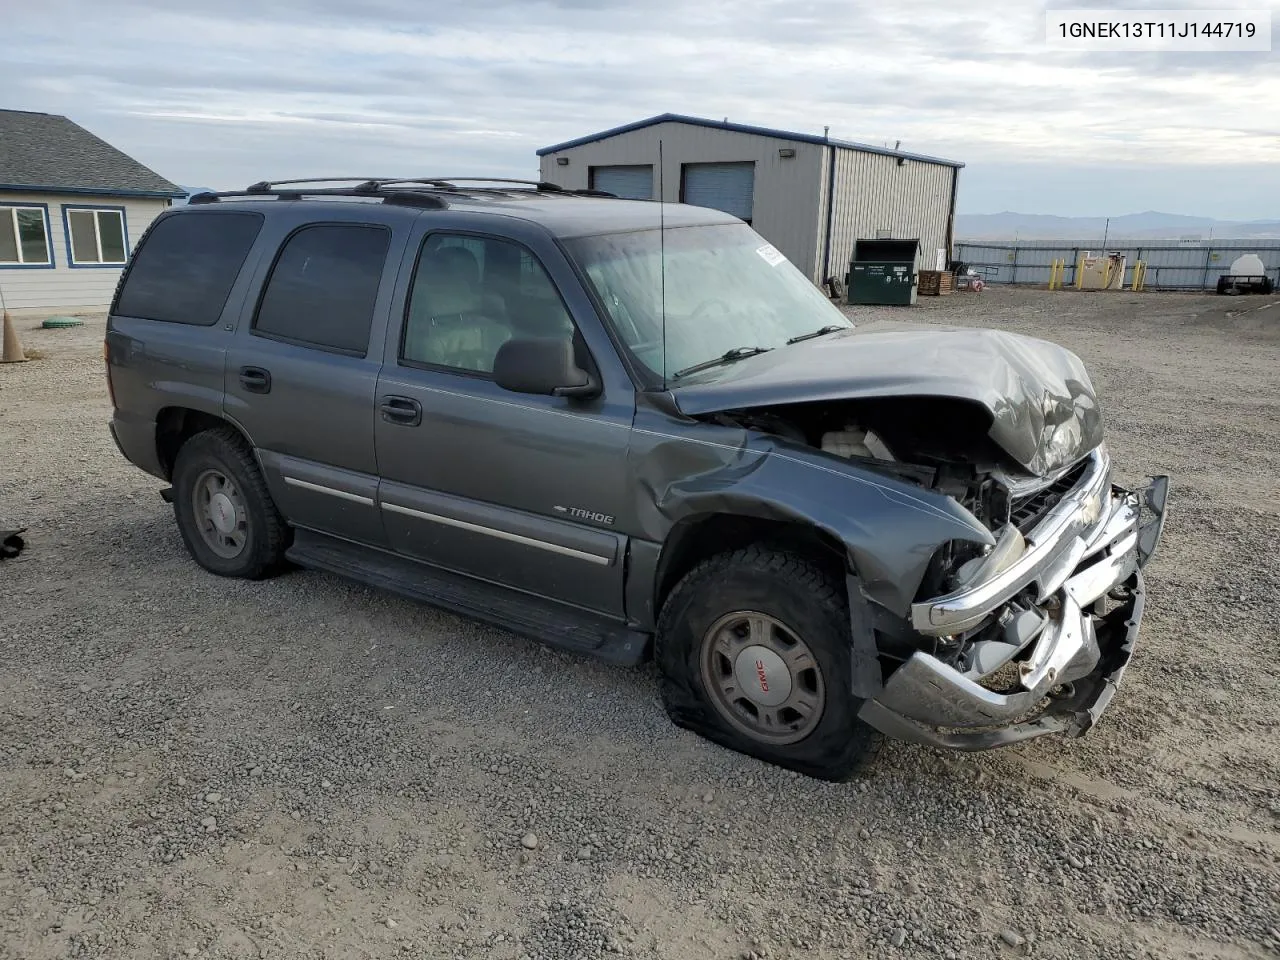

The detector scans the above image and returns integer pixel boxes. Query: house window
[65,207,128,265]
[0,206,52,266]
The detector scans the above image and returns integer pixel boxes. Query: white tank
[1230,253,1265,276]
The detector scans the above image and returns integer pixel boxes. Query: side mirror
[493,337,599,399]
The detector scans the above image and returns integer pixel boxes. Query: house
[538,113,963,285]
[0,109,184,316]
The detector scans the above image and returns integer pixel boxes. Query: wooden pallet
[918,270,954,296]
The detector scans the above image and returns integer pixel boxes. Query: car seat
[405,245,511,371]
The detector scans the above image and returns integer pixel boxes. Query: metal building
[537,113,964,286]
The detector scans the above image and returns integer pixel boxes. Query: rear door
[224,206,408,547]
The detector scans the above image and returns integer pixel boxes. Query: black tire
[171,426,290,579]
[655,545,880,781]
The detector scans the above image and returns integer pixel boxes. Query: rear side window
[252,224,390,356]
[114,212,264,325]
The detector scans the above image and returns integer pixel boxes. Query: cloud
[3,0,1277,217]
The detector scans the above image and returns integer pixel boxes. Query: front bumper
[859,454,1170,751]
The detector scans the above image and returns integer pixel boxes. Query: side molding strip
[381,502,613,566]
[283,476,376,506]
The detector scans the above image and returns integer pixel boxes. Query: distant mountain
[956,211,1280,243]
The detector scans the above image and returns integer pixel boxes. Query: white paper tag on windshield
[756,243,786,266]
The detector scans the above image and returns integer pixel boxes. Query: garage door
[681,162,755,223]
[589,165,653,200]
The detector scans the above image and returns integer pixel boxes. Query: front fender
[631,420,994,617]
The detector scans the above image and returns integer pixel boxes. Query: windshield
[565,223,852,382]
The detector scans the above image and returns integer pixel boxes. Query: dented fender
[630,406,995,620]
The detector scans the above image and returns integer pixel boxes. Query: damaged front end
[859,445,1170,749]
[661,324,1170,752]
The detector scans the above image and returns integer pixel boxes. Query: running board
[285,529,651,666]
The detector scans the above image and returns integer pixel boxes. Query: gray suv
[105,177,1169,781]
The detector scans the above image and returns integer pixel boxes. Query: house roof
[0,109,184,198]
[536,113,964,168]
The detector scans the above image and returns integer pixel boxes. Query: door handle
[379,396,422,427]
[239,366,271,394]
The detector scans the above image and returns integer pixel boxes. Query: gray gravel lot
[1,286,1278,960]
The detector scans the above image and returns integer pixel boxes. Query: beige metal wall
[824,150,957,281]
[539,122,827,281]
[0,192,170,314]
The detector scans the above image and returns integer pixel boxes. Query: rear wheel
[656,545,880,781]
[171,426,289,579]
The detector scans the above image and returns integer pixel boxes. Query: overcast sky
[4,0,1277,219]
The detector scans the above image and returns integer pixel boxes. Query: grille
[1009,459,1090,533]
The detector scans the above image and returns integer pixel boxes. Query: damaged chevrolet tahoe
[105,178,1170,781]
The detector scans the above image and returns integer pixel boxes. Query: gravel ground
[1,286,1278,960]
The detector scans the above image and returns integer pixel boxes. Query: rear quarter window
[113,211,265,326]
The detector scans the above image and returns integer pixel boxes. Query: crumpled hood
[669,326,1104,476]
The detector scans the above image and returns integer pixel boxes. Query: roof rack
[187,177,617,207]
[243,177,389,191]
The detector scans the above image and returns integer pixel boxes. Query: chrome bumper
[913,447,1119,636]
[859,454,1170,751]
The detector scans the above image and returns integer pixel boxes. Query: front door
[224,214,404,547]
[373,227,633,617]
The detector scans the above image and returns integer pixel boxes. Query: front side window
[401,233,574,375]
[253,224,391,356]
[65,207,127,265]
[565,222,850,382]
[0,206,52,265]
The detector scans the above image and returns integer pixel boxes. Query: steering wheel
[690,298,734,323]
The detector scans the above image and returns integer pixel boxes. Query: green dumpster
[845,238,921,306]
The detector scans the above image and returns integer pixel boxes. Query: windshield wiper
[672,346,773,380]
[786,324,847,345]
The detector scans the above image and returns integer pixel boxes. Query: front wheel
[655,546,880,781]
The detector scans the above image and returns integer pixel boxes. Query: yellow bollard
[1131,261,1147,292]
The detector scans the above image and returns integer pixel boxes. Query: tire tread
[172,426,289,579]
[655,544,881,781]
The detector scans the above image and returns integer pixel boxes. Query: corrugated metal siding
[539,121,826,281]
[954,241,1280,289]
[0,191,170,312]
[814,147,833,280]
[826,149,954,281]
